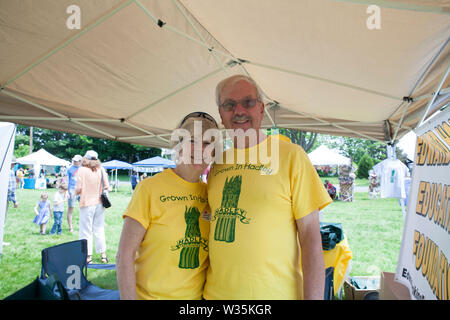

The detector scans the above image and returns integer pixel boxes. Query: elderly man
[204,75,331,300]
[67,154,82,233]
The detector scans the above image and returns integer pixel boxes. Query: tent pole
[389,120,412,131]
[2,89,68,119]
[125,67,223,120]
[413,87,450,103]
[416,65,450,129]
[0,116,124,122]
[391,100,412,144]
[263,121,382,127]
[123,121,156,138]
[171,0,276,128]
[388,38,449,119]
[133,0,238,62]
[2,89,116,140]
[168,0,285,130]
[172,0,229,76]
[247,61,400,101]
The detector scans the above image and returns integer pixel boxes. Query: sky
[397,131,416,160]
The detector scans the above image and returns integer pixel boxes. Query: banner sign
[395,108,450,300]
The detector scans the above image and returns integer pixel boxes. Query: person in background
[50,183,68,235]
[8,157,18,209]
[16,168,25,189]
[76,150,110,264]
[130,171,139,191]
[324,180,337,200]
[67,154,82,233]
[33,192,52,235]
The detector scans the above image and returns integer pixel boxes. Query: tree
[270,128,318,152]
[357,153,374,179]
[14,132,31,158]
[15,125,161,162]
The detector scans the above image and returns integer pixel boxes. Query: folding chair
[41,239,119,300]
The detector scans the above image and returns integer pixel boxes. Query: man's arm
[296,209,325,300]
[116,217,146,300]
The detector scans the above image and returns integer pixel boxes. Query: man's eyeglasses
[219,98,260,112]
[180,112,218,127]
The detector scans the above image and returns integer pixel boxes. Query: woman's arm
[116,217,146,300]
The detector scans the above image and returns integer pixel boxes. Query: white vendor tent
[0,1,448,148]
[16,149,71,176]
[308,145,351,167]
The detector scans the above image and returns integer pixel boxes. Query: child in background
[33,192,52,235]
[50,184,68,235]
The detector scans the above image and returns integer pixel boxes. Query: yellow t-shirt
[123,169,210,300]
[204,136,331,300]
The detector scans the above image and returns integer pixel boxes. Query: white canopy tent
[308,145,352,167]
[16,148,71,178]
[0,1,448,148]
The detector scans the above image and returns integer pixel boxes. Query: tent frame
[0,0,448,146]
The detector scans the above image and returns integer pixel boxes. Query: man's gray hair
[215,75,264,106]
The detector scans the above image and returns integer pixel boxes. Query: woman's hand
[116,217,146,300]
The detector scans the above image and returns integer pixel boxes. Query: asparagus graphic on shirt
[178,206,202,269]
[213,175,249,243]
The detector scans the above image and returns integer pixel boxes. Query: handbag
[100,169,111,209]
[4,274,70,300]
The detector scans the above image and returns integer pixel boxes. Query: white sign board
[0,123,16,261]
[395,108,450,300]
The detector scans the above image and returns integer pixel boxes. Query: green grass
[321,192,405,276]
[0,186,131,298]
[320,177,370,187]
[0,185,405,299]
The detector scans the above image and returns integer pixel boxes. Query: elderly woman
[116,112,219,300]
[75,150,110,264]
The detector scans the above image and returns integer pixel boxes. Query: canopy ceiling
[1,0,449,148]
